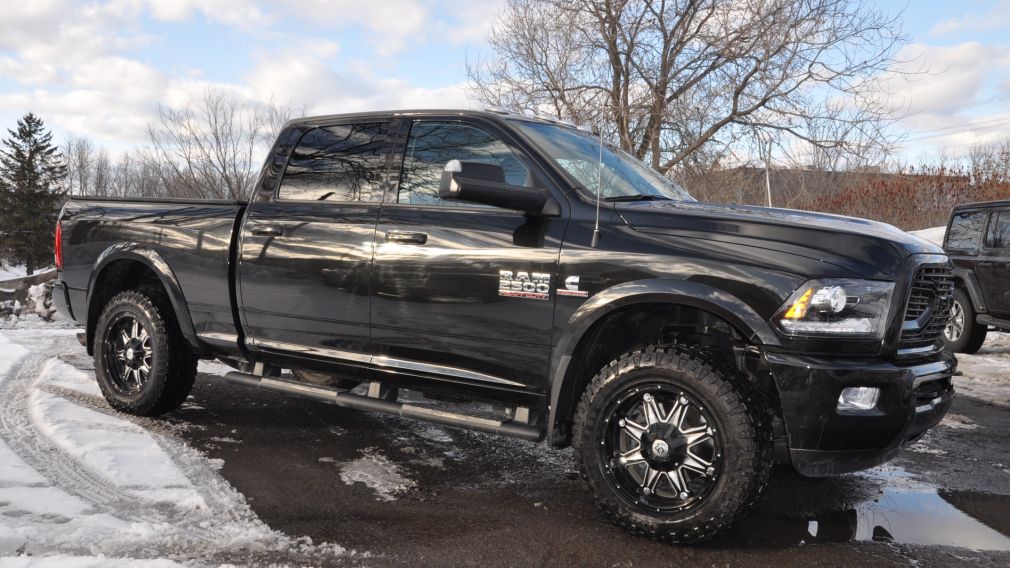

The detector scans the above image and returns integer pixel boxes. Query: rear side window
[398,121,531,207]
[987,211,1010,249]
[278,122,389,202]
[946,210,987,254]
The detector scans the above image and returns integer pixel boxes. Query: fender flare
[545,278,781,442]
[951,267,988,314]
[85,244,199,352]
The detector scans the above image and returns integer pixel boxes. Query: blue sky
[1,0,1008,163]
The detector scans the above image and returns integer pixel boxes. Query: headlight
[774,279,894,338]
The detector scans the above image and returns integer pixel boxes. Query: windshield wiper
[603,195,672,202]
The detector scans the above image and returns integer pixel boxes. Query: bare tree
[146,89,299,199]
[92,148,111,196]
[64,135,96,196]
[469,0,910,174]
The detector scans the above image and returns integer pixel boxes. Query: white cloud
[244,45,469,114]
[145,0,273,29]
[930,0,1010,36]
[0,0,480,153]
[885,42,1010,117]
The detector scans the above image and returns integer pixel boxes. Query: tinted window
[946,211,987,254]
[398,121,531,207]
[987,211,1010,249]
[278,123,388,202]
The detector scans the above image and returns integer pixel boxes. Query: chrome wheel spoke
[621,418,647,439]
[642,396,665,426]
[619,447,647,467]
[682,451,712,474]
[641,467,662,492]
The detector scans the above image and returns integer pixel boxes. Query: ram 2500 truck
[53,109,956,543]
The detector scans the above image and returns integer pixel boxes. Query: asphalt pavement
[165,369,1010,568]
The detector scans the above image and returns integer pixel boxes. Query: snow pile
[26,283,54,320]
[339,448,417,501]
[910,226,945,246]
[0,329,349,565]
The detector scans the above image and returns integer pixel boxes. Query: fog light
[837,387,880,412]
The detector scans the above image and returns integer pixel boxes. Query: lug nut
[643,487,652,495]
[679,396,688,405]
[643,393,653,402]
[679,491,688,499]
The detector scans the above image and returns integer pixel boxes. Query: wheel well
[551,302,779,446]
[86,260,182,355]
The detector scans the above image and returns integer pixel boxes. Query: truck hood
[616,201,944,280]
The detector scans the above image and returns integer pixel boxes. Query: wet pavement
[164,369,1010,568]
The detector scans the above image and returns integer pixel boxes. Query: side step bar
[221,371,542,442]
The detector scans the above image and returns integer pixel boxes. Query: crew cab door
[371,118,566,393]
[237,120,391,362]
[979,209,1010,318]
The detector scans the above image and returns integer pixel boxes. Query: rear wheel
[944,288,987,354]
[93,291,198,416]
[573,346,771,544]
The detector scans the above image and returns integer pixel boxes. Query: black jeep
[942,200,1010,352]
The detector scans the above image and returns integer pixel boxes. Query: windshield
[511,120,695,202]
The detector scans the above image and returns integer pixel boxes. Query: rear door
[238,120,391,362]
[979,209,1010,318]
[371,118,566,394]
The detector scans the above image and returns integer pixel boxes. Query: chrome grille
[898,263,954,357]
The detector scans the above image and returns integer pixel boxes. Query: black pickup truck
[53,109,955,543]
[941,200,1010,353]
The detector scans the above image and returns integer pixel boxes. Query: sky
[0,0,1008,163]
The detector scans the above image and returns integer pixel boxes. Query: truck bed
[59,196,247,353]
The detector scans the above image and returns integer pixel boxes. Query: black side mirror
[439,160,558,216]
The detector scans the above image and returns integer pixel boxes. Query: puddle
[713,468,1010,551]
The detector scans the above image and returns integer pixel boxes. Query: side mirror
[439,160,558,216]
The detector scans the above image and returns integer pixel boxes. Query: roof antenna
[591,125,603,248]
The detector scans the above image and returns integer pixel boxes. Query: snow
[0,555,186,567]
[0,334,27,378]
[910,226,945,246]
[0,265,55,283]
[339,448,417,501]
[956,332,1010,408]
[0,326,348,565]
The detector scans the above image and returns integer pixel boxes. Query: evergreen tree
[0,113,67,275]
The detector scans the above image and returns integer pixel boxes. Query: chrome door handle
[251,226,284,236]
[385,231,428,245]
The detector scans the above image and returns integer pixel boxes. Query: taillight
[54,221,63,270]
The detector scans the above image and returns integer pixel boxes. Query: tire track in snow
[0,330,352,565]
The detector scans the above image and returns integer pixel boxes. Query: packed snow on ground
[956,332,1010,408]
[910,226,945,246]
[339,448,417,501]
[0,326,349,566]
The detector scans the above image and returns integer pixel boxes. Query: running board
[220,371,542,442]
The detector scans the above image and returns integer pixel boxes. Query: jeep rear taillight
[54,221,63,270]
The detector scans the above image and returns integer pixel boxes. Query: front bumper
[766,351,955,477]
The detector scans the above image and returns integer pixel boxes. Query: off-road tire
[93,291,198,416]
[573,345,772,544]
[944,288,987,354]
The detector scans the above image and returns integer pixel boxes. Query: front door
[238,120,391,361]
[979,209,1010,318]
[371,118,566,393]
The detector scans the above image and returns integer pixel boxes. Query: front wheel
[573,346,771,544]
[943,288,987,354]
[93,291,198,416]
